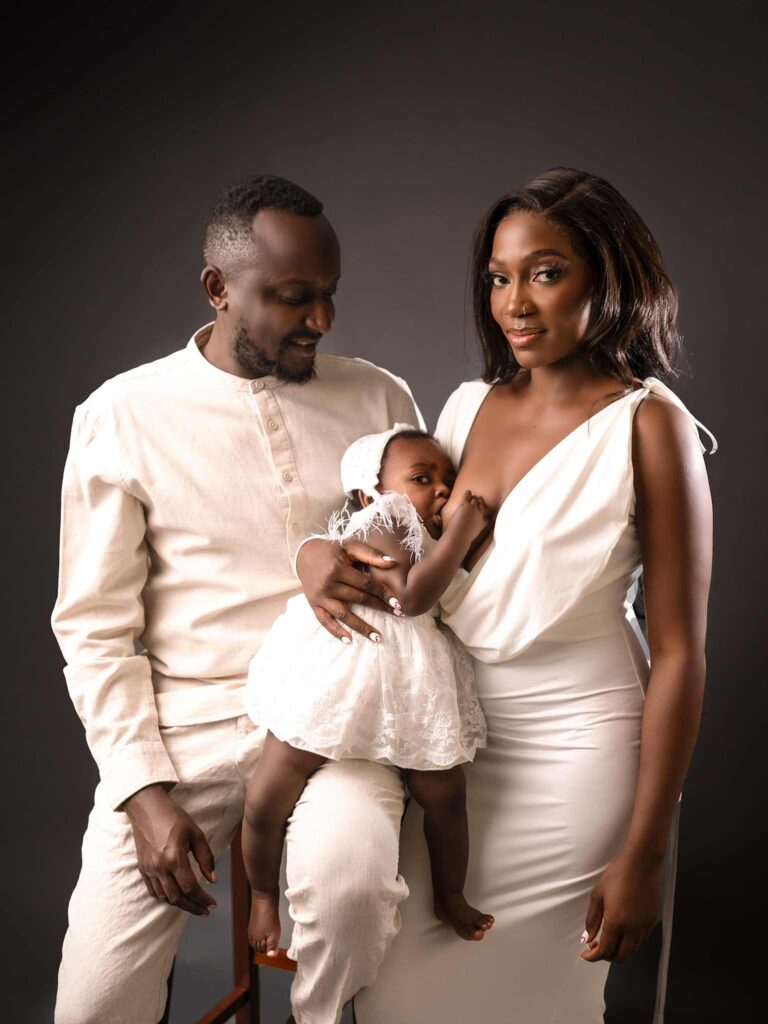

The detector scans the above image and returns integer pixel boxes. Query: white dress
[245,490,486,770]
[355,378,717,1024]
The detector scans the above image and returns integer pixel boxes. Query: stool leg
[231,827,260,1023]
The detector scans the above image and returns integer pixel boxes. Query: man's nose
[306,297,334,334]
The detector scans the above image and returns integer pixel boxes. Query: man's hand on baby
[122,783,218,916]
[297,537,403,643]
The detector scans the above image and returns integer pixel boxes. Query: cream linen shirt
[51,322,424,810]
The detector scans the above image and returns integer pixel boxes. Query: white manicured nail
[382,555,396,561]
[389,597,402,609]
[370,632,381,642]
[341,636,351,645]
[580,930,589,944]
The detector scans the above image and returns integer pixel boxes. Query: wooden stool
[159,825,297,1024]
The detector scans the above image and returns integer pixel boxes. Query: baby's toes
[266,930,281,957]
[477,913,495,931]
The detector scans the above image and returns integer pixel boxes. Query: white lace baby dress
[245,490,487,770]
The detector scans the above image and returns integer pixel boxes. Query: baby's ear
[358,490,373,508]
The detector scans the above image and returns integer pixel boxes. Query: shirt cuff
[101,741,180,812]
[291,533,331,580]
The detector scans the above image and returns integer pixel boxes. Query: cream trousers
[55,714,408,1024]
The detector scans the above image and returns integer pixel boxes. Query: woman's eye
[488,272,507,288]
[532,265,563,283]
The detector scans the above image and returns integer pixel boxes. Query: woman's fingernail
[370,632,382,642]
[382,555,396,561]
[393,608,404,617]
[389,597,402,609]
[341,636,352,644]
[580,930,589,944]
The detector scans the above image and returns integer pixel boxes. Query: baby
[242,425,495,958]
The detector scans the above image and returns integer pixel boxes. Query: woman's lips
[507,328,546,348]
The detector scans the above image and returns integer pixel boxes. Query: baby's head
[342,426,456,539]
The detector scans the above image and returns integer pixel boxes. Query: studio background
[5,2,765,1021]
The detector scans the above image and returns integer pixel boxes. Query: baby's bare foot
[434,892,495,941]
[248,888,281,956]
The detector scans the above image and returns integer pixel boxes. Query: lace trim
[326,490,425,561]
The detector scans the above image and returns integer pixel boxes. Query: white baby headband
[340,423,419,499]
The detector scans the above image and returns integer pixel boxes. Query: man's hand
[123,783,218,916]
[296,538,403,643]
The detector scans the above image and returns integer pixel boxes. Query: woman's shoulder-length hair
[471,167,682,386]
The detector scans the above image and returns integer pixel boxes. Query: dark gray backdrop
[5,1,765,1021]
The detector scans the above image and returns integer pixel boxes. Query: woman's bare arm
[582,393,713,964]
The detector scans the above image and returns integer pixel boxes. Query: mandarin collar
[186,322,285,392]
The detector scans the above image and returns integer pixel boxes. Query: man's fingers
[344,539,398,569]
[314,606,353,643]
[159,870,209,916]
[142,872,163,903]
[173,859,217,911]
[325,600,383,642]
[190,829,217,885]
[337,560,400,613]
[329,582,391,615]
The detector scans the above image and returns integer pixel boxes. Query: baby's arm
[368,491,491,616]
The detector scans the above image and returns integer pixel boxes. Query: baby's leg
[404,766,494,941]
[243,730,326,955]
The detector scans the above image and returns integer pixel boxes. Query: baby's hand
[449,490,493,544]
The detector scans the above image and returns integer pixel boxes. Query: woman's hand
[296,538,403,643]
[580,851,664,963]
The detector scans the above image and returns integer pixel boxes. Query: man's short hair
[203,175,324,277]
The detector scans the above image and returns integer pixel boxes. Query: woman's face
[488,212,593,370]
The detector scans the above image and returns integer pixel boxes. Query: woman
[300,168,716,1022]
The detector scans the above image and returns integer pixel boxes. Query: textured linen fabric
[355,378,716,1024]
[51,321,423,812]
[54,715,408,1024]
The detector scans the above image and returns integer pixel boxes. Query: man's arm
[51,400,178,811]
[52,399,218,915]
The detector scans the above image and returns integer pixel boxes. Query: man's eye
[277,294,307,305]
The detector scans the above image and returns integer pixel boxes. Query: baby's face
[377,436,456,539]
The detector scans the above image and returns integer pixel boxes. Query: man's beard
[232,325,318,385]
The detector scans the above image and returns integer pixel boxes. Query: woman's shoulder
[435,379,493,462]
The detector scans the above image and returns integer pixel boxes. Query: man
[52,175,424,1024]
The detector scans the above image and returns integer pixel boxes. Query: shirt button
[268,420,279,431]
[291,523,301,534]
[283,471,293,482]
[254,380,265,391]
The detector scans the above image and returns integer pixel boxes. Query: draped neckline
[459,381,641,522]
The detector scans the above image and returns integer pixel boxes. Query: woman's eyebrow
[489,248,570,266]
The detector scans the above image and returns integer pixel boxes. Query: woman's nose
[505,285,534,318]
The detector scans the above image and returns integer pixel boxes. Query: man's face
[224,209,341,384]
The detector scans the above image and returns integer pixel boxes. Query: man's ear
[200,266,228,311]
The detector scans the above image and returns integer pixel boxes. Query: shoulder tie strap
[637,377,718,455]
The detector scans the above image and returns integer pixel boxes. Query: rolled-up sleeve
[51,401,178,811]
